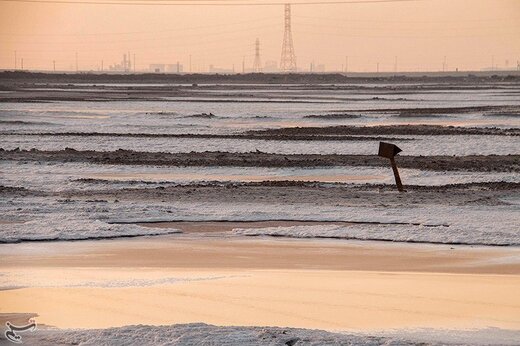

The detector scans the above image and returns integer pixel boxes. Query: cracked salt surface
[1,85,519,246]
[17,324,520,346]
[1,152,519,245]
[1,158,519,244]
[232,220,520,246]
[1,195,519,245]
[2,134,520,156]
[2,161,519,193]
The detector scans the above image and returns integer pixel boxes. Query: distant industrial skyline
[1,0,519,73]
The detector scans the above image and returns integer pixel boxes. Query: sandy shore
[2,231,520,273]
[1,231,519,332]
[2,269,519,331]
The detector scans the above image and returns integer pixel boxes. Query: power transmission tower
[253,38,262,72]
[280,3,296,72]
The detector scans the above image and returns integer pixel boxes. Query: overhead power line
[294,14,520,24]
[0,17,275,36]
[0,0,430,6]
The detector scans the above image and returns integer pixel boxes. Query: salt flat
[1,76,519,344]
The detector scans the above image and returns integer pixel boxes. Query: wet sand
[1,270,520,331]
[2,231,517,273]
[0,235,519,331]
[88,171,384,183]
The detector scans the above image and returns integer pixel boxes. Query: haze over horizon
[1,0,519,73]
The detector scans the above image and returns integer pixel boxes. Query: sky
[0,0,519,73]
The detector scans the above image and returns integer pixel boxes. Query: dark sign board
[378,142,404,192]
[378,142,402,159]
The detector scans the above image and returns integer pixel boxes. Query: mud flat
[1,76,519,344]
[2,74,520,107]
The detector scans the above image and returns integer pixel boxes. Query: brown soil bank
[1,148,519,172]
[2,70,520,84]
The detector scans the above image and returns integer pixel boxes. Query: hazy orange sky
[1,0,519,72]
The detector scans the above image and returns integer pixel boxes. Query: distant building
[149,63,183,73]
[149,64,165,73]
[109,54,132,72]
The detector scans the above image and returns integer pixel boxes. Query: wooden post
[390,157,404,192]
[378,142,405,192]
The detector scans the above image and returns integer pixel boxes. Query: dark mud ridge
[0,131,405,142]
[3,180,517,209]
[5,181,514,208]
[1,148,519,172]
[303,113,360,119]
[383,105,520,117]
[315,105,520,118]
[72,179,520,192]
[0,185,46,197]
[247,124,520,137]
[3,125,519,140]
